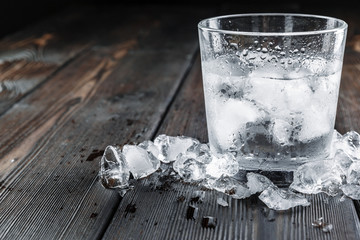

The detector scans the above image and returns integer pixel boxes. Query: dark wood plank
[0,5,212,239]
[0,5,148,116]
[335,50,360,134]
[103,180,360,239]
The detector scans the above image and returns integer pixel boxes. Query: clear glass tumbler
[198,13,347,171]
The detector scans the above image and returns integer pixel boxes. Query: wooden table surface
[0,3,360,240]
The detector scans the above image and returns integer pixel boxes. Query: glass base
[237,156,316,172]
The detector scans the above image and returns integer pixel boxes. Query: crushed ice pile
[99,130,359,211]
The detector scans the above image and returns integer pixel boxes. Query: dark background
[0,0,357,39]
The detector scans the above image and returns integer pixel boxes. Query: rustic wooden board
[0,7,99,115]
[0,5,213,239]
[103,179,360,240]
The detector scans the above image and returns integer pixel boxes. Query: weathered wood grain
[0,5,147,115]
[103,178,360,240]
[0,5,212,239]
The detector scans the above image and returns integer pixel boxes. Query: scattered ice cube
[290,160,343,196]
[173,154,206,182]
[154,134,199,163]
[322,223,334,233]
[191,190,206,203]
[259,185,310,210]
[340,184,360,200]
[205,175,252,199]
[217,197,229,207]
[99,146,130,191]
[312,217,324,227]
[332,130,360,160]
[334,149,354,175]
[138,140,160,159]
[99,130,360,211]
[201,216,217,228]
[246,172,273,194]
[205,153,239,178]
[122,145,160,179]
[341,131,360,160]
[347,161,360,185]
[312,217,333,233]
[185,143,212,164]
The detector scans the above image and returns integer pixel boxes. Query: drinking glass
[198,13,347,170]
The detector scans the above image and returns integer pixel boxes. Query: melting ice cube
[99,130,360,210]
[312,217,334,233]
[340,184,360,200]
[122,145,160,179]
[334,149,354,175]
[173,154,206,182]
[347,161,360,185]
[205,175,252,199]
[154,134,199,163]
[99,146,130,190]
[208,97,264,151]
[217,197,229,207]
[205,153,239,178]
[191,190,206,203]
[338,131,360,160]
[185,143,212,164]
[138,140,160,159]
[246,172,273,194]
[259,185,310,210]
[290,160,343,196]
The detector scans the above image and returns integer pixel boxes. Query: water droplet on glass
[261,47,268,53]
[300,47,306,53]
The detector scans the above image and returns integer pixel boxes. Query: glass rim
[198,13,348,36]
